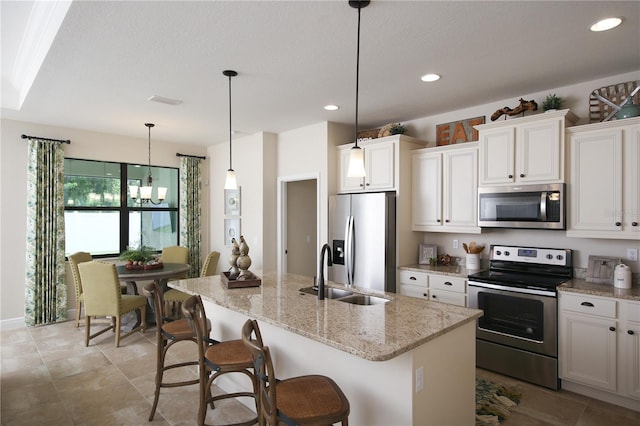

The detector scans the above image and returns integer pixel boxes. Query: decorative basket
[589,80,640,123]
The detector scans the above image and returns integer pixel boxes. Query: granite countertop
[399,263,484,278]
[169,270,482,362]
[559,277,640,301]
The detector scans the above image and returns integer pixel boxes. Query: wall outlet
[415,366,424,392]
[627,248,638,262]
[453,239,459,249]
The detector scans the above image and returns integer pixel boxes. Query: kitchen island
[169,271,482,425]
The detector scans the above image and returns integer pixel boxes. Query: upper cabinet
[412,143,480,233]
[566,117,639,240]
[475,109,578,186]
[337,135,426,193]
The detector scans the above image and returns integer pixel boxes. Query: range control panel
[490,245,571,267]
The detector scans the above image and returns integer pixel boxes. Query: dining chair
[143,281,208,421]
[162,245,190,317]
[241,319,350,426]
[182,295,258,426]
[78,261,147,347]
[200,251,220,278]
[68,251,93,327]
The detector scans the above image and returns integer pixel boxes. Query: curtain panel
[25,139,67,326]
[179,157,202,277]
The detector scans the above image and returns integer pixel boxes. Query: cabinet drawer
[399,270,428,287]
[430,289,466,306]
[561,292,616,318]
[399,284,429,300]
[429,275,466,293]
[623,301,640,323]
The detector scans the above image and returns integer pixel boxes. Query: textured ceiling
[2,1,639,146]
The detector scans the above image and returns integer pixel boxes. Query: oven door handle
[468,280,556,297]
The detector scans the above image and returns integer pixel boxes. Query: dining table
[116,262,191,327]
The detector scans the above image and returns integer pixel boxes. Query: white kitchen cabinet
[566,117,640,240]
[338,135,426,193]
[398,269,429,300]
[398,269,467,306]
[475,109,577,186]
[412,143,480,233]
[560,292,640,404]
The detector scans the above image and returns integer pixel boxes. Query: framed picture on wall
[225,187,241,216]
[224,218,241,246]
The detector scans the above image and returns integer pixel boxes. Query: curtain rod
[21,134,71,144]
[176,152,206,160]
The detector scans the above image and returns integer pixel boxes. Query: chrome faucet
[317,243,333,300]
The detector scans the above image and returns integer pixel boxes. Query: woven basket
[589,80,640,123]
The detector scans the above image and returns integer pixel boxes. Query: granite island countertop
[169,270,482,362]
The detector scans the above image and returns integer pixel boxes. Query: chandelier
[129,123,167,204]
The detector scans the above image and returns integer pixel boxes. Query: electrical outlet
[453,240,459,249]
[627,248,638,262]
[415,366,424,392]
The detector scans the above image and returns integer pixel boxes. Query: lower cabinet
[559,292,640,404]
[398,269,467,306]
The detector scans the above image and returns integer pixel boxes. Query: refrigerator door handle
[345,216,354,286]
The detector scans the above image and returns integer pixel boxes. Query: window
[64,158,179,257]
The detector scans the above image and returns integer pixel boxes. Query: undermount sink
[298,286,388,305]
[337,294,389,306]
[298,286,354,299]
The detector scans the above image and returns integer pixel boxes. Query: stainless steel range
[468,245,573,390]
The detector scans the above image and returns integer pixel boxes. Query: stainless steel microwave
[478,183,565,229]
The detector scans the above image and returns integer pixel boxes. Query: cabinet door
[623,126,640,237]
[517,119,562,183]
[412,152,442,229]
[399,284,429,300]
[569,129,623,234]
[444,148,478,230]
[479,127,515,185]
[365,142,395,190]
[338,147,364,192]
[622,302,640,399]
[430,289,466,306]
[560,312,617,391]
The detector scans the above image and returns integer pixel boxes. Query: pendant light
[129,123,167,204]
[346,0,369,178]
[223,70,238,190]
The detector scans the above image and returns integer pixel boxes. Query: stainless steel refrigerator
[328,192,396,293]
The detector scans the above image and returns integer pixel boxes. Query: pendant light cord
[227,72,233,170]
[354,4,362,148]
[145,123,154,185]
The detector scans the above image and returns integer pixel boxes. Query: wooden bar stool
[182,295,258,426]
[143,282,206,421]
[241,319,350,426]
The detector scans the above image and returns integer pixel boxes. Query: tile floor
[2,319,639,425]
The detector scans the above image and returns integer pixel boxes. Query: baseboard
[561,380,640,412]
[0,309,77,331]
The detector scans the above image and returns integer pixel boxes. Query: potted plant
[542,94,563,111]
[389,123,406,135]
[119,245,157,266]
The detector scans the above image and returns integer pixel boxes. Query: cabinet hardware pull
[423,293,427,297]
[580,301,594,307]
[628,330,635,335]
[444,282,452,286]
[633,222,638,226]
[366,183,370,186]
[431,295,436,299]
[437,219,441,222]
[609,326,616,332]
[409,276,417,280]
[508,174,513,179]
[615,221,621,226]
[445,219,450,223]
[519,173,525,178]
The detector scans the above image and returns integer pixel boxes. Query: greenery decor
[118,245,157,265]
[542,94,563,111]
[389,123,406,135]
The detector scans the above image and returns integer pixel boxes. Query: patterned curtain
[24,139,67,326]
[179,156,202,277]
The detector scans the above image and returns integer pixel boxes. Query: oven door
[468,281,557,357]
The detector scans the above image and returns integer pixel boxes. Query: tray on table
[221,272,262,289]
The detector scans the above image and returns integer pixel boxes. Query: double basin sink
[298,286,389,306]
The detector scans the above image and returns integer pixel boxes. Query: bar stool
[182,295,258,426]
[241,319,350,426]
[143,282,204,421]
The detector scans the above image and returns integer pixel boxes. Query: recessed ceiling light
[148,95,183,105]
[324,104,339,111]
[590,17,622,32]
[420,73,440,82]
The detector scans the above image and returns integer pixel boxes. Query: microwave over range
[478,183,565,230]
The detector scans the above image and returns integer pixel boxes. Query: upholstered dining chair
[241,319,350,426]
[78,261,147,347]
[181,295,258,426]
[200,251,220,277]
[68,251,93,327]
[143,281,208,421]
[162,245,190,317]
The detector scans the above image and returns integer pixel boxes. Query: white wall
[0,119,208,322]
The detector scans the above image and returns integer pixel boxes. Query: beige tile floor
[2,319,639,425]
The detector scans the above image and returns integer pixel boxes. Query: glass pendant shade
[224,169,237,190]
[139,185,153,199]
[157,186,168,201]
[347,146,366,178]
[129,185,139,199]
